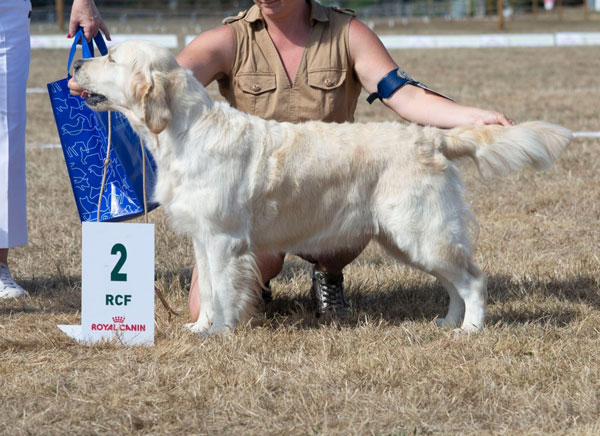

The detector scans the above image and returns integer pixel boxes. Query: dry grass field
[1,20,600,435]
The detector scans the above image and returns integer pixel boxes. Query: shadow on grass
[484,274,598,327]
[5,268,597,329]
[264,272,599,329]
[0,274,82,316]
[487,274,600,307]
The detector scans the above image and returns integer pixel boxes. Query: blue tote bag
[47,29,159,222]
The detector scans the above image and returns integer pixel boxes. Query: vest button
[252,84,261,92]
[324,79,333,87]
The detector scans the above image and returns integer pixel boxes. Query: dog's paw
[184,315,213,335]
[453,323,483,334]
[184,320,232,337]
[184,322,209,336]
[434,317,461,328]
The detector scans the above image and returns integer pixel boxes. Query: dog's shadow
[3,268,597,330]
[265,266,598,329]
[482,274,598,327]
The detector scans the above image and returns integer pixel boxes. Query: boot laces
[313,271,347,310]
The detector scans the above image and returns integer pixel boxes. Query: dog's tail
[438,121,572,178]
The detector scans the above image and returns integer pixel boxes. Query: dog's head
[73,40,180,134]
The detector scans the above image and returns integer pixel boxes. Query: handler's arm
[348,19,513,128]
[176,25,235,86]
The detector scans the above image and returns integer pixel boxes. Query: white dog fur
[73,40,572,334]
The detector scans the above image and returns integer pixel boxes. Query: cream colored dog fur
[73,41,572,334]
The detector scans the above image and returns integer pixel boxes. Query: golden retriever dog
[72,40,572,335]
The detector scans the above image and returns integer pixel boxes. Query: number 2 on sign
[111,243,128,282]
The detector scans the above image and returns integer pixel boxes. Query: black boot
[310,268,350,318]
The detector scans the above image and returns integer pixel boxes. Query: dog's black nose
[73,59,84,72]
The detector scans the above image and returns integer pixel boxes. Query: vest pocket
[307,69,346,91]
[306,69,348,122]
[235,73,277,117]
[237,73,277,95]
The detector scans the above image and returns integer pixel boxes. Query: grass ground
[1,18,599,436]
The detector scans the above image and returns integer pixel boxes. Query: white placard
[59,222,155,346]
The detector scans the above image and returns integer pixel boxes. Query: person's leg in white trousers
[0,1,32,298]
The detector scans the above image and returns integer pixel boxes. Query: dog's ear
[134,71,172,134]
[145,71,172,134]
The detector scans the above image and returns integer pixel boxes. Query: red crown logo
[112,316,125,323]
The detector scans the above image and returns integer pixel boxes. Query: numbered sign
[80,222,155,345]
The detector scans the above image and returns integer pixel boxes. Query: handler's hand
[68,0,111,42]
[472,109,515,127]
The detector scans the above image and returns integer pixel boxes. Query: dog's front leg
[185,240,214,335]
[203,237,261,335]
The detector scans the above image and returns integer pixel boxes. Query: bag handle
[67,27,109,77]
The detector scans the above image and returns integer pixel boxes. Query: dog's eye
[107,54,116,63]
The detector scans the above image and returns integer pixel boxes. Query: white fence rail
[30,32,600,50]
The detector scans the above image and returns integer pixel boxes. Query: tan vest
[218,1,362,124]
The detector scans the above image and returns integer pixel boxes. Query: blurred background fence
[31,0,599,25]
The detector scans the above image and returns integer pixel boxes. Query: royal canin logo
[91,316,146,332]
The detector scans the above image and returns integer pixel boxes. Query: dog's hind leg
[433,276,465,328]
[376,209,487,332]
[378,233,487,331]
[433,262,487,332]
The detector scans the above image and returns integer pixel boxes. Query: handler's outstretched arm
[348,19,514,128]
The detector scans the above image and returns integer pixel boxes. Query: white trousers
[0,1,31,248]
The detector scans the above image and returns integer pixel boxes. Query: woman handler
[177,0,513,321]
